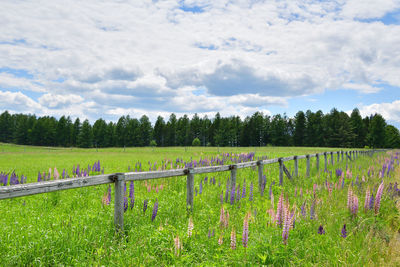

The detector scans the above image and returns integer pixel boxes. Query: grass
[0,143,399,266]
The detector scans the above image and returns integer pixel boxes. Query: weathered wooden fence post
[257,161,263,194]
[337,151,340,163]
[324,152,328,171]
[186,168,194,211]
[345,151,348,169]
[306,155,310,177]
[278,158,283,185]
[316,154,320,172]
[114,173,125,233]
[330,152,334,165]
[230,164,237,191]
[294,156,298,178]
[341,151,344,161]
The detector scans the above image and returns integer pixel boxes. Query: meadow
[0,143,399,266]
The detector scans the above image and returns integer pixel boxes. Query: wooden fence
[0,149,386,232]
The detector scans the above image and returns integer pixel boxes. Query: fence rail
[0,149,387,232]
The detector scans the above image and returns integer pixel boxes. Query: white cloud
[0,90,39,112]
[0,0,400,120]
[38,93,84,108]
[359,100,400,122]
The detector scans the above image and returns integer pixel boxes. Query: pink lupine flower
[282,203,290,245]
[374,182,384,214]
[276,192,284,227]
[242,215,249,248]
[230,228,236,250]
[364,187,370,212]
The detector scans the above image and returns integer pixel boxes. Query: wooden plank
[124,169,186,180]
[294,156,298,177]
[282,163,292,180]
[114,173,125,233]
[186,168,194,211]
[281,156,295,162]
[296,155,308,160]
[316,154,320,171]
[261,158,280,164]
[0,174,114,200]
[192,165,231,174]
[306,155,310,177]
[236,161,258,169]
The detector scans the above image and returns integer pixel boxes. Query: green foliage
[192,138,201,146]
[150,140,157,147]
[0,108,399,148]
[0,145,399,265]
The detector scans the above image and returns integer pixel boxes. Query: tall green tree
[293,111,306,146]
[368,114,386,148]
[154,116,166,147]
[78,119,93,148]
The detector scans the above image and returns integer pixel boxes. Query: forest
[0,108,399,148]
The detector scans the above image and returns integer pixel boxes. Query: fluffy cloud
[359,100,400,122]
[0,0,399,121]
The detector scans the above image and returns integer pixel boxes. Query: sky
[1,0,400,128]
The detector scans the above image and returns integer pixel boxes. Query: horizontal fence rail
[0,149,387,232]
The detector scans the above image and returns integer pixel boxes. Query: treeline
[0,108,399,148]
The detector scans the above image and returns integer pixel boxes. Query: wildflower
[341,224,347,238]
[282,204,290,244]
[230,228,236,250]
[276,192,284,227]
[318,225,325,235]
[230,185,235,205]
[151,199,159,221]
[249,182,254,201]
[242,179,246,198]
[374,182,384,214]
[364,187,370,212]
[188,217,194,237]
[310,200,316,220]
[129,181,135,209]
[124,196,128,212]
[143,199,148,213]
[369,193,374,210]
[199,181,203,194]
[107,185,111,203]
[218,234,223,245]
[242,215,249,248]
[174,235,182,256]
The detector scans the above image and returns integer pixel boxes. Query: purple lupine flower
[230,185,236,205]
[225,187,229,203]
[301,202,306,217]
[237,184,241,202]
[107,185,111,203]
[318,225,325,235]
[199,181,203,194]
[76,165,80,176]
[151,199,159,221]
[37,172,42,182]
[195,187,198,196]
[129,181,135,209]
[62,169,66,179]
[242,179,246,198]
[208,229,211,238]
[336,168,343,178]
[341,224,347,238]
[282,206,290,244]
[143,199,148,213]
[124,196,128,212]
[369,193,374,210]
[310,200,315,220]
[249,182,253,201]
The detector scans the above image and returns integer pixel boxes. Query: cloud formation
[0,0,399,123]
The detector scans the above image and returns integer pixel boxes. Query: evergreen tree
[368,114,386,148]
[293,111,306,146]
[78,119,93,148]
[153,116,166,147]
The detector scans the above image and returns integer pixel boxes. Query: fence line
[0,149,387,232]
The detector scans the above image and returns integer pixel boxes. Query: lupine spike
[151,199,159,221]
[230,228,236,250]
[364,186,370,212]
[242,214,249,248]
[341,224,347,238]
[374,182,384,214]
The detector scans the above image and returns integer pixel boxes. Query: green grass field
[0,143,399,266]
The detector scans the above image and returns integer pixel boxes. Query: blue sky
[1,0,400,129]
